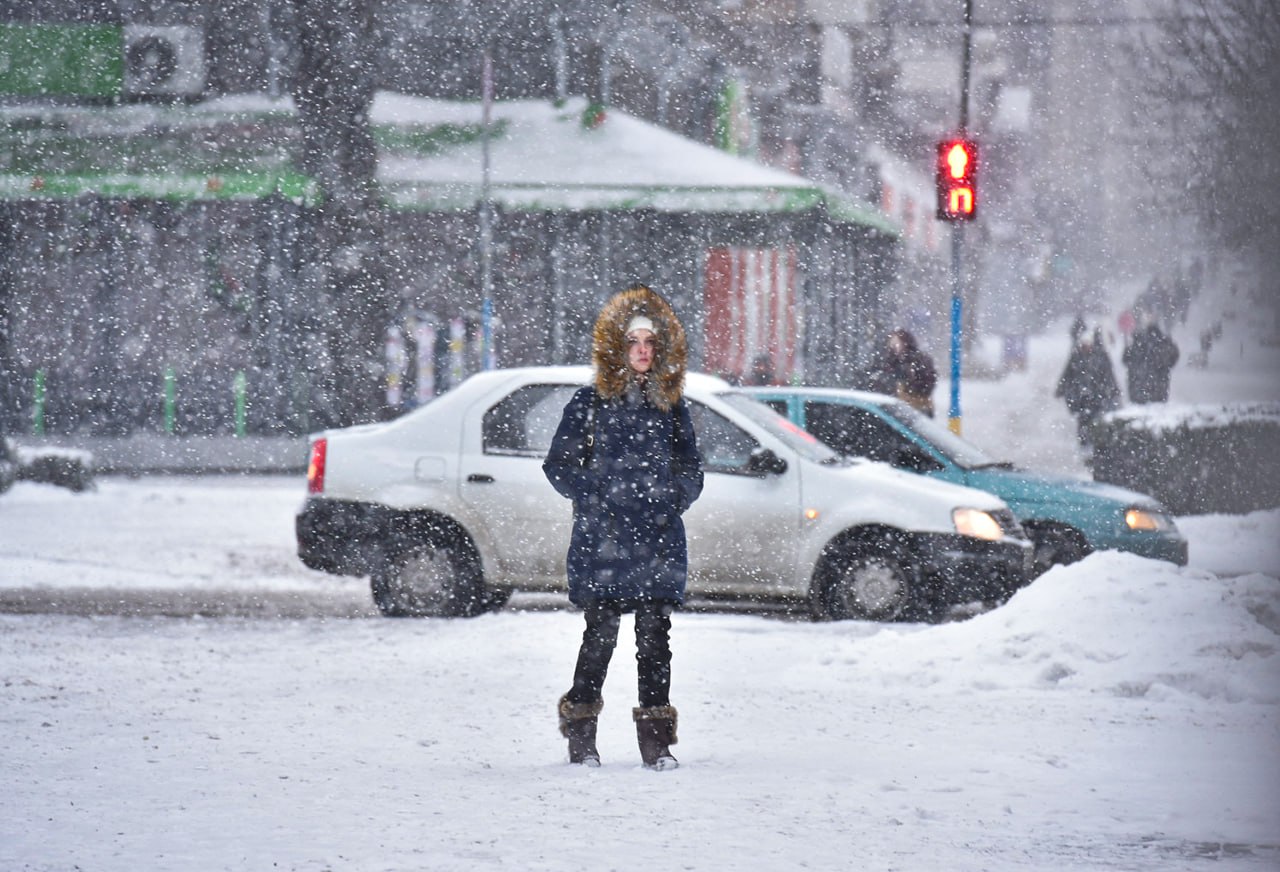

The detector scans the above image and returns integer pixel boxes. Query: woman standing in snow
[543,284,703,770]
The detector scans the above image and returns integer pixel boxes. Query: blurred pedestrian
[542,284,704,770]
[1123,315,1179,403]
[1055,326,1121,448]
[1071,315,1088,345]
[874,328,938,417]
[744,352,778,386]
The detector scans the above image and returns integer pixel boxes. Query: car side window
[686,400,761,474]
[483,384,579,457]
[804,401,905,462]
[759,398,788,416]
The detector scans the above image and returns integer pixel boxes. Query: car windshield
[720,393,844,465]
[877,399,1000,469]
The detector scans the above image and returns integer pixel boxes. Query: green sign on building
[0,24,123,98]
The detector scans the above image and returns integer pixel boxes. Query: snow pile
[8,442,92,465]
[1180,509,1280,577]
[1103,400,1280,432]
[840,552,1280,704]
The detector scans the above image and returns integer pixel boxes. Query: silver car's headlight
[1125,507,1174,532]
[952,507,1005,541]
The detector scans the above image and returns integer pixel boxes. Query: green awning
[371,94,893,231]
[0,171,317,202]
[0,97,317,203]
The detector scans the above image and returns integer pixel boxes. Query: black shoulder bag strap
[581,389,601,468]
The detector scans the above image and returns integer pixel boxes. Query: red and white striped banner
[703,246,798,384]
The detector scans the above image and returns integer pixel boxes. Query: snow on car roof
[457,365,733,395]
[740,385,900,406]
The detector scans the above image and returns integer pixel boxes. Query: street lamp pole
[947,0,974,435]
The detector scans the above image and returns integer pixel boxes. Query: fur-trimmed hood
[592,285,688,412]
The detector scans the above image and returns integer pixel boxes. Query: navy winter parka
[543,384,703,608]
[542,284,703,609]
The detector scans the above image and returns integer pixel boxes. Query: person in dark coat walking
[543,284,704,770]
[1123,316,1179,403]
[872,328,938,416]
[1055,326,1121,448]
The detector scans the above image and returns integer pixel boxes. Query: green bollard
[233,371,247,437]
[164,366,176,434]
[33,369,46,436]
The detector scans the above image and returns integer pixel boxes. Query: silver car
[297,367,1032,621]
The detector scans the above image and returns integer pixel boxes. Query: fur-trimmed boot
[558,694,603,767]
[633,705,678,770]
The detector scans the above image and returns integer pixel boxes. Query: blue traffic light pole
[948,230,963,434]
[947,0,974,435]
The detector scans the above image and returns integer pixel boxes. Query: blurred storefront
[1,93,898,436]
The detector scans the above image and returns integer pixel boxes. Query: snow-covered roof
[0,92,896,231]
[373,93,830,216]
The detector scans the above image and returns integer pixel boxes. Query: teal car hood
[965,466,1162,513]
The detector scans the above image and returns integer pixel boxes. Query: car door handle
[466,473,495,484]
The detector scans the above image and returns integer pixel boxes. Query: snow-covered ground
[1,297,1277,871]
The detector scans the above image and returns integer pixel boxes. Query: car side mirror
[745,447,788,476]
[892,444,943,473]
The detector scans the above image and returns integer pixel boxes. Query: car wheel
[1028,525,1088,576]
[371,538,486,618]
[814,543,916,622]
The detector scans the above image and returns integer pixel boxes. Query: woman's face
[627,329,656,374]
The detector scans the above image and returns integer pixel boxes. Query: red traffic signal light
[936,138,978,221]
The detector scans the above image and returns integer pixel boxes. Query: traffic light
[936,138,978,221]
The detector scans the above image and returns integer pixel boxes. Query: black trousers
[567,601,672,709]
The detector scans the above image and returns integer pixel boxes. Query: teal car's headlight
[953,507,1005,541]
[1125,507,1174,532]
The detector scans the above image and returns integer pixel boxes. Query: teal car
[742,387,1188,575]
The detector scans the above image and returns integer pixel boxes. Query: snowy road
[2,474,1278,872]
[0,584,380,618]
[0,584,802,619]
